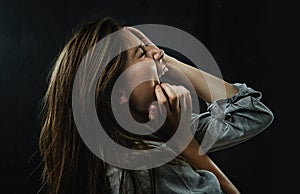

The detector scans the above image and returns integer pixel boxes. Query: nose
[142,45,164,59]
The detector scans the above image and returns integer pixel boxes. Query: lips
[155,59,169,78]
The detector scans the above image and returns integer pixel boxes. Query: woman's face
[122,44,163,121]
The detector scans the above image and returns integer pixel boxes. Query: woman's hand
[126,26,240,194]
[149,83,192,142]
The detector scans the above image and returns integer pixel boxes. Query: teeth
[162,65,168,73]
[158,65,168,78]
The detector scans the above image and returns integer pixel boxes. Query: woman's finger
[154,49,164,60]
[155,85,170,115]
[160,83,179,112]
[177,86,192,114]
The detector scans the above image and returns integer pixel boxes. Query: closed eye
[136,45,145,58]
[140,51,146,58]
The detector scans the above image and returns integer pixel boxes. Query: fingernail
[154,53,160,60]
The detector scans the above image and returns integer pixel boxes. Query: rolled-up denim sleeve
[192,83,274,153]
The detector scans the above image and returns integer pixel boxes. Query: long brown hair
[38,17,130,194]
[38,16,185,194]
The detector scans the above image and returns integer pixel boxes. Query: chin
[129,99,150,123]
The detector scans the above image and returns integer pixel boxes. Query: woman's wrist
[163,54,178,68]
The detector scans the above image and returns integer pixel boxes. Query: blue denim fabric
[193,83,274,153]
[106,83,274,194]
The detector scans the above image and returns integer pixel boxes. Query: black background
[0,0,279,193]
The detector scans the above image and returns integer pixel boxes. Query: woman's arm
[125,26,238,103]
[182,138,240,194]
[126,27,264,194]
[158,51,273,150]
[154,83,240,194]
[163,55,238,103]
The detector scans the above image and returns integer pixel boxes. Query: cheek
[130,81,157,113]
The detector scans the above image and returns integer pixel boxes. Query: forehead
[119,28,143,49]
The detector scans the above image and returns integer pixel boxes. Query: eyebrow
[127,46,140,61]
[134,46,140,54]
[134,46,144,58]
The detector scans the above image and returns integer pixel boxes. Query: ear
[118,91,129,105]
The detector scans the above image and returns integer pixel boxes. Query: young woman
[39,17,273,194]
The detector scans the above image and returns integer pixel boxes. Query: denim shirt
[106,83,274,194]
